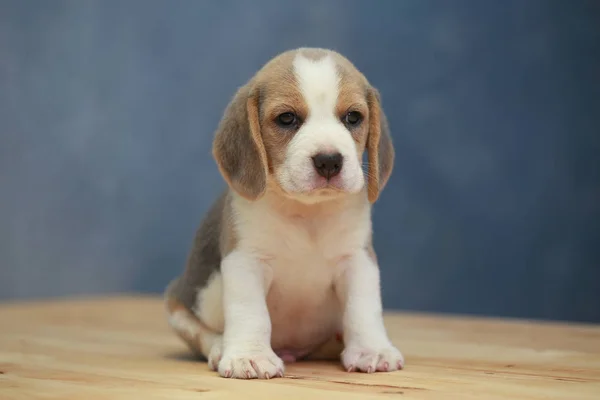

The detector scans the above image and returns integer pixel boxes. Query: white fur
[277,53,365,197]
[335,249,405,372]
[218,248,285,378]
[194,271,224,332]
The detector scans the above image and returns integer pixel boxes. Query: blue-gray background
[1,0,599,323]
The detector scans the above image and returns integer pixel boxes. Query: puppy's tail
[164,277,219,359]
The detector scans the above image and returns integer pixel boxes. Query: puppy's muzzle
[312,152,343,180]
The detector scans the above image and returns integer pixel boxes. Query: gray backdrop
[1,0,599,323]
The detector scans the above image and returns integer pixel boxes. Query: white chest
[232,194,371,351]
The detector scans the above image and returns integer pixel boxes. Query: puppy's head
[212,48,394,204]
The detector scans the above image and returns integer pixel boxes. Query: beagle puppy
[164,47,402,379]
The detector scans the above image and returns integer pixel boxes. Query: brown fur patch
[254,53,305,177]
[212,85,268,201]
[366,87,394,203]
[164,191,230,312]
[296,47,331,61]
[218,191,238,256]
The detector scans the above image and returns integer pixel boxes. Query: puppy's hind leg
[164,277,223,370]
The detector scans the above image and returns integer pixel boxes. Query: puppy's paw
[218,348,285,379]
[342,344,404,373]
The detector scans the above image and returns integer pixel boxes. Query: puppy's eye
[344,111,362,126]
[277,112,298,127]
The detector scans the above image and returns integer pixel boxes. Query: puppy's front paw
[218,347,284,379]
[342,344,404,373]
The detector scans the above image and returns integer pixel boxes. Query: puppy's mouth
[289,175,358,200]
[310,175,346,192]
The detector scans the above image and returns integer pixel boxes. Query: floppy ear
[366,87,395,203]
[212,84,268,201]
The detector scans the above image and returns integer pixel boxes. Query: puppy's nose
[312,152,343,179]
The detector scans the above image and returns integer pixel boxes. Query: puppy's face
[213,48,394,204]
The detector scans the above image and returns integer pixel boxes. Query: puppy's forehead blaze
[293,54,341,116]
[255,49,369,118]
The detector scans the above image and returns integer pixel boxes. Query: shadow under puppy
[164,47,403,379]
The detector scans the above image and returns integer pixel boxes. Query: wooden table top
[0,296,598,399]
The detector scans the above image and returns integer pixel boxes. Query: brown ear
[212,84,268,200]
[366,87,395,203]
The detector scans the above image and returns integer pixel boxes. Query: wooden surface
[0,296,598,399]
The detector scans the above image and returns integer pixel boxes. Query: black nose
[312,152,343,179]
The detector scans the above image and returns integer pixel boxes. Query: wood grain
[0,296,598,399]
